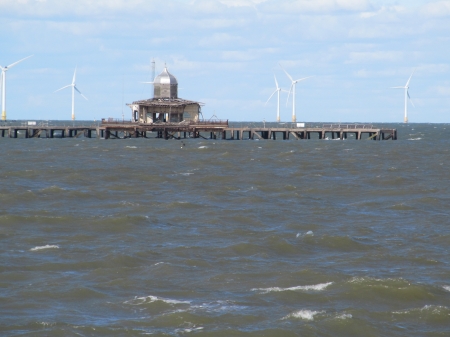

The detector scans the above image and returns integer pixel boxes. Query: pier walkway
[0,121,397,140]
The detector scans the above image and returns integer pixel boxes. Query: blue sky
[1,0,449,122]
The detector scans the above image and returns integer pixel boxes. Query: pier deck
[0,122,397,140]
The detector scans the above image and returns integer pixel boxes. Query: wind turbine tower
[392,69,415,123]
[279,63,312,123]
[54,67,88,121]
[152,59,156,97]
[265,75,282,122]
[0,55,33,121]
[141,59,156,97]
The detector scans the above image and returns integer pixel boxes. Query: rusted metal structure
[0,122,397,141]
[128,66,203,124]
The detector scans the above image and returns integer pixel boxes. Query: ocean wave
[443,286,450,292]
[393,305,450,316]
[252,282,333,294]
[335,313,352,320]
[296,230,314,238]
[190,300,247,314]
[124,295,190,306]
[283,310,325,321]
[30,245,60,251]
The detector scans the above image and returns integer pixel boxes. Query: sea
[0,122,449,336]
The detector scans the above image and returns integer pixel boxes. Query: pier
[0,121,397,140]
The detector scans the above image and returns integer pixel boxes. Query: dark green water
[1,123,449,336]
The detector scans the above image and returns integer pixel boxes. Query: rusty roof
[128,97,203,107]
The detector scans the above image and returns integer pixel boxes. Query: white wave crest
[124,295,190,306]
[30,245,59,251]
[393,305,449,315]
[198,146,208,149]
[125,146,137,149]
[283,310,324,321]
[296,230,314,238]
[252,282,332,294]
[443,285,450,292]
[336,313,352,319]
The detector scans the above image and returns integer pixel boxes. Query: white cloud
[422,1,450,17]
[346,51,404,64]
[270,0,372,13]
[198,33,244,47]
[436,86,450,95]
[360,5,406,19]
[219,0,268,7]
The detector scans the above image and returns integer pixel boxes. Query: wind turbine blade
[286,84,293,106]
[279,63,293,82]
[7,55,33,69]
[407,90,415,107]
[265,90,278,105]
[74,86,88,100]
[54,84,72,93]
[390,86,405,89]
[294,76,313,83]
[72,67,77,85]
[274,75,279,90]
[141,81,154,84]
[406,68,416,87]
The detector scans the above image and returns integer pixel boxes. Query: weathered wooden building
[128,66,203,123]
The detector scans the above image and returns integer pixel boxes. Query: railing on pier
[322,124,374,129]
[101,119,229,126]
[101,118,134,124]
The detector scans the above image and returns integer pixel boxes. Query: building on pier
[128,66,203,123]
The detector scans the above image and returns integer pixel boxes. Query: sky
[0,0,449,122]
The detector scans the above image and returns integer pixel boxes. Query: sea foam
[283,310,324,321]
[252,282,333,294]
[30,245,59,251]
[124,295,190,306]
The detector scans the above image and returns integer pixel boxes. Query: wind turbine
[0,55,33,121]
[265,75,282,122]
[54,67,87,121]
[391,69,415,123]
[279,63,312,123]
[141,58,156,97]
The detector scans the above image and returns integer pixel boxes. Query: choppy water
[1,122,449,336]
